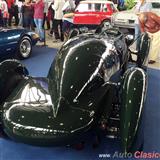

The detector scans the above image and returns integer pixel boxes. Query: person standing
[43,0,50,30]
[15,0,23,26]
[21,0,34,30]
[62,0,75,40]
[138,12,160,64]
[0,0,4,27]
[48,0,55,36]
[134,0,151,50]
[33,0,45,42]
[1,0,9,27]
[52,0,65,42]
[6,0,14,26]
[117,0,125,11]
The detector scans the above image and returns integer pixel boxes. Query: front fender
[0,59,28,104]
[120,67,147,152]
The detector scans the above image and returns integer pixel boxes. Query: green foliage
[125,0,136,10]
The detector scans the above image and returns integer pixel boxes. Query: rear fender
[120,67,147,152]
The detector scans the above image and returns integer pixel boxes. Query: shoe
[53,39,61,43]
[148,60,156,64]
[48,33,52,37]
[39,44,46,47]
[52,39,58,42]
[39,39,45,43]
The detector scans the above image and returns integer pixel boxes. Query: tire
[101,20,111,28]
[17,36,32,59]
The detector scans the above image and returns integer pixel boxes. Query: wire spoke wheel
[17,36,32,59]
[19,39,31,58]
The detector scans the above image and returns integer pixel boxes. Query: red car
[73,0,118,27]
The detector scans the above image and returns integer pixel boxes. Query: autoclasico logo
[98,151,160,159]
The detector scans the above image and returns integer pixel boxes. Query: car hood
[113,10,137,21]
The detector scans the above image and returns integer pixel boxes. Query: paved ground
[36,29,160,70]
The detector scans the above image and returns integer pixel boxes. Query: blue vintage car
[0,28,39,60]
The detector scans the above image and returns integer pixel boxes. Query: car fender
[0,59,28,105]
[120,67,147,152]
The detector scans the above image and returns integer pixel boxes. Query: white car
[111,1,160,32]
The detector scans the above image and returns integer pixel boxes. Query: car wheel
[102,20,111,27]
[17,36,32,59]
[95,20,111,33]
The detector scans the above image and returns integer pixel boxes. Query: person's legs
[23,17,27,28]
[0,12,3,27]
[37,18,45,42]
[42,13,46,29]
[30,18,35,31]
[14,12,19,26]
[62,20,73,40]
[34,18,39,35]
[28,17,33,30]
[53,19,60,40]
[46,19,50,30]
[135,24,141,51]
[59,20,64,41]
[3,18,7,28]
[49,17,54,35]
[149,31,160,63]
[12,5,19,26]
[25,17,31,29]
[8,9,13,26]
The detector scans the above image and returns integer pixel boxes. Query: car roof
[79,0,114,4]
[135,0,160,2]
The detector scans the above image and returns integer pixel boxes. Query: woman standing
[33,0,45,42]
[21,0,34,30]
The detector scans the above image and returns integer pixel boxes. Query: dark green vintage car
[0,28,150,153]
[0,28,39,60]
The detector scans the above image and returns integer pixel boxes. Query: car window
[76,3,102,12]
[110,4,117,12]
[76,3,92,12]
[102,4,108,12]
[94,3,101,11]
[152,3,160,8]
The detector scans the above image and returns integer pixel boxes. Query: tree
[125,0,136,10]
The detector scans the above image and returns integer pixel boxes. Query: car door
[91,3,103,25]
[100,3,117,23]
[0,30,18,57]
[74,2,101,25]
